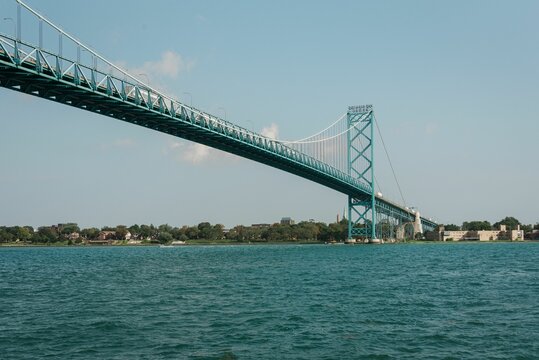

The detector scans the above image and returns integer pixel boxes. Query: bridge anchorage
[0,0,437,242]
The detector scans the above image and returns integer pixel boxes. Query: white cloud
[165,140,238,164]
[261,123,279,140]
[139,50,193,80]
[118,51,194,92]
[182,143,212,164]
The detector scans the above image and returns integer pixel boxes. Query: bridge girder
[0,34,437,232]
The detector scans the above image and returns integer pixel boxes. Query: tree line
[1,216,537,245]
[442,216,538,233]
[0,220,350,244]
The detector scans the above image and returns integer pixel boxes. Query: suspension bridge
[0,0,437,241]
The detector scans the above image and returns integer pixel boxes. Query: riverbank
[1,239,535,247]
[0,239,324,247]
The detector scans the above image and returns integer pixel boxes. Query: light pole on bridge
[3,16,20,65]
[80,47,97,87]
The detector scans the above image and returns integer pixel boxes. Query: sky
[1,0,538,229]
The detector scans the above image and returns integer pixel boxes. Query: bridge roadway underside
[0,62,371,201]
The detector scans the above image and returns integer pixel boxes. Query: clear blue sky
[1,0,538,229]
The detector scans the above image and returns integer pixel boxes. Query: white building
[440,225,524,241]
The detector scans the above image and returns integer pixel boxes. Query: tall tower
[347,105,376,240]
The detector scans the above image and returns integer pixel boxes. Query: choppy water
[1,243,538,359]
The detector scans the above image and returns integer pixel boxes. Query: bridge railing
[0,33,375,197]
[1,0,376,198]
[3,2,265,139]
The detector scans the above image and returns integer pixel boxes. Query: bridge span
[0,0,437,240]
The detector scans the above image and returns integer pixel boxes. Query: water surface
[1,243,538,359]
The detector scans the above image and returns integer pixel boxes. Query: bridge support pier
[345,105,430,243]
[413,211,423,236]
[396,225,405,241]
[346,105,376,242]
[394,218,422,241]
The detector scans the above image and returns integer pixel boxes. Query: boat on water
[160,241,187,248]
[325,241,344,245]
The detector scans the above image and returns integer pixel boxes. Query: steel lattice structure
[347,106,376,240]
[0,1,438,239]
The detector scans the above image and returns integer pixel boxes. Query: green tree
[233,225,247,242]
[60,223,80,237]
[81,227,100,240]
[225,227,239,241]
[186,226,199,240]
[170,227,182,240]
[249,227,265,241]
[158,231,173,244]
[158,224,173,234]
[140,224,156,239]
[37,227,58,243]
[197,222,213,239]
[213,224,225,240]
[12,226,32,242]
[316,222,330,241]
[178,233,189,241]
[462,221,491,231]
[115,225,129,240]
[294,222,319,241]
[0,227,14,243]
[328,223,341,241]
[171,226,190,240]
[493,216,521,230]
[324,221,347,241]
[263,224,290,242]
[443,224,460,231]
[128,224,141,239]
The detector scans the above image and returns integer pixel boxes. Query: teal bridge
[0,1,437,241]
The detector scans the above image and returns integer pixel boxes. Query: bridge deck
[0,38,437,231]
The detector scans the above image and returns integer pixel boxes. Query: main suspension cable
[373,114,406,207]
[279,112,369,144]
[277,113,346,144]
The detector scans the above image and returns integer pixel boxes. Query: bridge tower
[347,105,376,241]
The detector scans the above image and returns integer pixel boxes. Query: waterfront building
[280,217,295,225]
[98,231,116,240]
[67,232,80,240]
[440,224,524,241]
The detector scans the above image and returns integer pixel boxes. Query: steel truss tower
[347,105,376,240]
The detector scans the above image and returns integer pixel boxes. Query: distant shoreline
[1,240,536,248]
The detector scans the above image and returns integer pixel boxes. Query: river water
[1,243,538,359]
